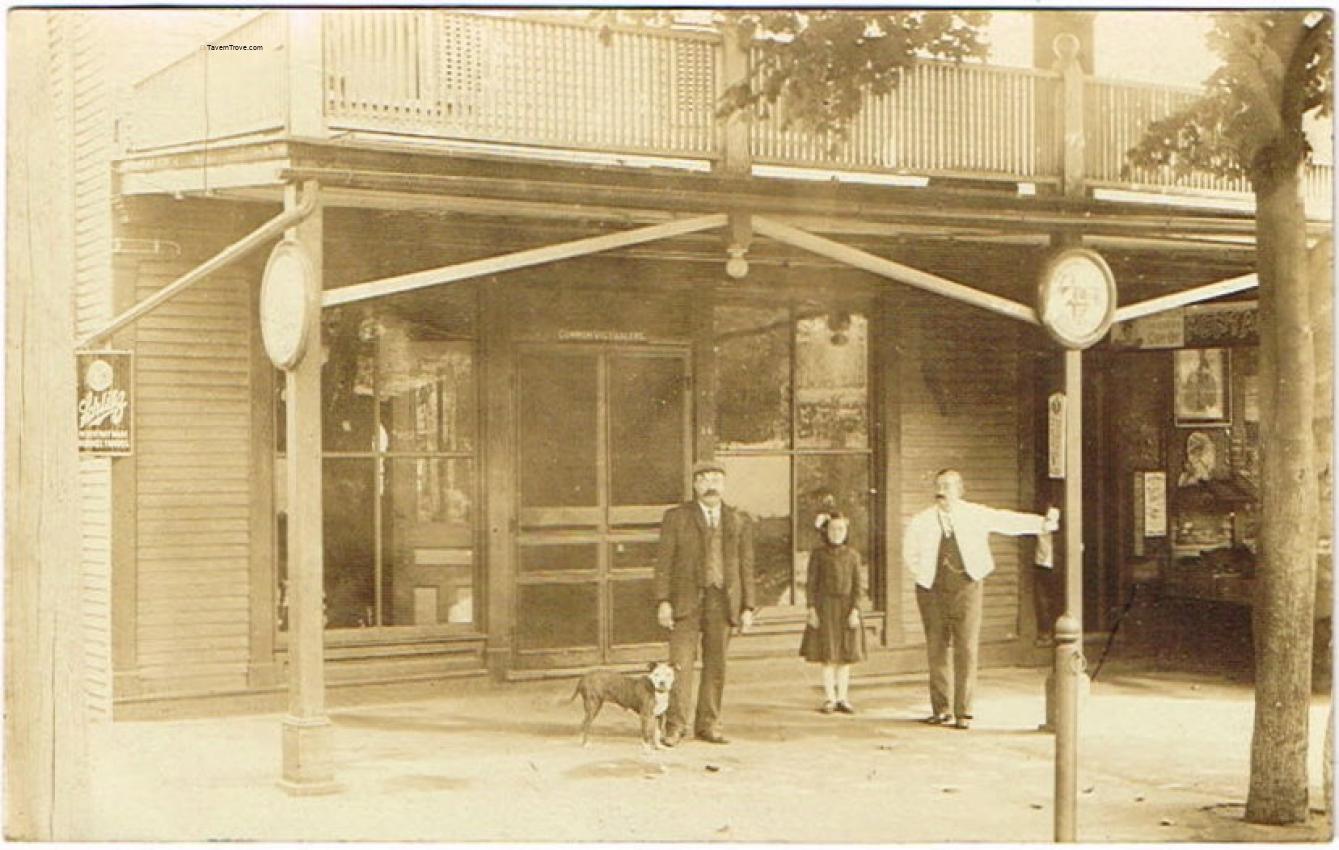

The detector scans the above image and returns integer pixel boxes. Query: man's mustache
[702,489,721,497]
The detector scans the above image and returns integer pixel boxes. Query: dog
[570,661,677,750]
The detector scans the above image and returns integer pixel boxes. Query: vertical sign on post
[1143,471,1167,537]
[1048,392,1066,479]
[1037,247,1117,844]
[76,350,133,456]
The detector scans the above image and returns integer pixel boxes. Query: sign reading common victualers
[76,350,132,456]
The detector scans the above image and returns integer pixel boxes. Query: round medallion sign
[260,240,316,370]
[1037,248,1117,350]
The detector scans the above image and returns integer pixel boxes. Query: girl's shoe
[820,701,837,714]
[836,701,856,715]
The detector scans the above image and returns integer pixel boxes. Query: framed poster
[1173,348,1230,426]
[76,350,133,456]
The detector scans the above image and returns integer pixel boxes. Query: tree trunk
[1245,163,1318,825]
[4,10,90,840]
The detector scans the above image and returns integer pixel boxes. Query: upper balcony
[121,10,1332,220]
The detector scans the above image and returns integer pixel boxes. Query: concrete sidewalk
[84,664,1331,842]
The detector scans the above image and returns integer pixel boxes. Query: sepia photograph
[5,4,1334,843]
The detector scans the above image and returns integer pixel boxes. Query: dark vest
[936,527,967,577]
[703,518,725,589]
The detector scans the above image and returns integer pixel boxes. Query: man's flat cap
[692,459,726,478]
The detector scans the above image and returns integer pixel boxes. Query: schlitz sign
[76,350,132,456]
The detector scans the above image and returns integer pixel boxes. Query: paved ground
[83,663,1331,842]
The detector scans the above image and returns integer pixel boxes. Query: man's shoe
[695,731,730,744]
[820,701,837,714]
[662,728,684,748]
[954,716,972,730]
[920,713,953,726]
[836,701,856,715]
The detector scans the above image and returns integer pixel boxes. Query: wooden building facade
[65,10,1332,711]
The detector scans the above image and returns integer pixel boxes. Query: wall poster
[76,350,133,455]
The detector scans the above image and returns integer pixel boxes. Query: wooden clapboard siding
[896,291,1026,645]
[49,10,119,720]
[132,265,253,693]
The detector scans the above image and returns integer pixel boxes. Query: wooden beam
[322,214,728,307]
[75,192,317,349]
[1113,273,1258,322]
[752,216,1041,326]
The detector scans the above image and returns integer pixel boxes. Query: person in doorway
[904,468,1060,730]
[654,460,756,746]
[800,511,867,714]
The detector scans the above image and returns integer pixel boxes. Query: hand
[657,601,674,630]
[739,608,754,634]
[1043,507,1061,533]
[806,608,820,629]
[847,608,861,629]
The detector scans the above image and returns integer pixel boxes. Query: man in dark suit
[654,460,756,746]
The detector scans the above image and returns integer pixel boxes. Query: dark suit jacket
[654,501,756,626]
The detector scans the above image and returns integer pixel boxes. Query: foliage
[718,11,990,137]
[1125,11,1332,185]
[592,10,990,139]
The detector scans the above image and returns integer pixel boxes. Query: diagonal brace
[752,216,1040,326]
[323,214,728,308]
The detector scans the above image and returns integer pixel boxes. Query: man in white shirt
[903,468,1059,729]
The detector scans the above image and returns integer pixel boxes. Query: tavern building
[55,10,1332,715]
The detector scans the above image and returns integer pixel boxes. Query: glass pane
[519,352,598,508]
[610,579,662,646]
[322,458,377,629]
[381,459,475,626]
[796,310,869,449]
[378,329,475,453]
[517,583,598,650]
[716,305,791,450]
[796,454,872,608]
[610,355,685,506]
[520,543,599,573]
[718,455,793,608]
[611,539,658,572]
[379,282,477,339]
[322,309,378,452]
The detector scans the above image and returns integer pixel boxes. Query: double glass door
[513,346,690,669]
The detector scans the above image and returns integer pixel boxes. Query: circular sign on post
[1037,248,1116,350]
[260,240,316,370]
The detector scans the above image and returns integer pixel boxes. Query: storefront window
[715,300,873,610]
[717,305,791,450]
[275,285,479,632]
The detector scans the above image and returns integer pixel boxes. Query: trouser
[667,587,731,736]
[915,568,983,718]
[1033,564,1063,638]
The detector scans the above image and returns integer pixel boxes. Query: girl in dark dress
[799,512,868,714]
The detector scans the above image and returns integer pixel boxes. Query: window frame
[714,294,878,612]
[274,288,484,639]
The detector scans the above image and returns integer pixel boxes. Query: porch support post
[1054,347,1084,841]
[1054,34,1086,200]
[286,11,326,139]
[278,180,339,796]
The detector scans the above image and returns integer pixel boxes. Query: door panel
[514,346,688,669]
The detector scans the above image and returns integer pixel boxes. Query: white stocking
[822,664,837,702]
[836,664,852,702]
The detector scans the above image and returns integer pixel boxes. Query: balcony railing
[123,10,1332,219]
[752,59,1061,181]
